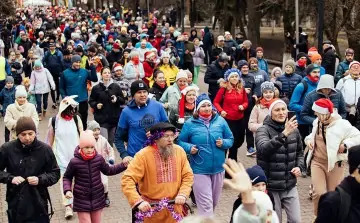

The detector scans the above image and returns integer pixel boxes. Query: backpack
[51,115,80,136]
[336,185,351,223]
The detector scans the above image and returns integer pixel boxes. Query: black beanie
[15,116,37,135]
[296,52,307,61]
[131,80,149,97]
[348,145,360,174]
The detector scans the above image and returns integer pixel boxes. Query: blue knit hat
[246,165,267,185]
[224,68,241,81]
[237,60,249,69]
[196,93,212,111]
[34,59,42,68]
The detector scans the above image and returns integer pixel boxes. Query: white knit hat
[350,61,360,69]
[268,99,287,115]
[15,85,27,98]
[176,70,188,81]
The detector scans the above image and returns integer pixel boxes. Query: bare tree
[345,3,360,60]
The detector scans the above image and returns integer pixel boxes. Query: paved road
[0,66,314,222]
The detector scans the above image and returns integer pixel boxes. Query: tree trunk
[246,0,260,46]
[346,4,360,60]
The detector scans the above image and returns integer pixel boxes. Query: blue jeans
[35,93,49,114]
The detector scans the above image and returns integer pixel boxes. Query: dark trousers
[0,80,5,92]
[298,124,310,150]
[225,118,246,161]
[182,61,194,76]
[78,101,88,130]
[50,75,60,103]
[347,112,356,126]
[203,46,212,65]
[35,93,49,114]
[5,126,10,142]
[243,110,254,149]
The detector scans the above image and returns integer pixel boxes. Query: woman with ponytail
[213,68,248,161]
[249,81,277,134]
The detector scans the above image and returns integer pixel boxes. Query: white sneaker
[65,206,73,219]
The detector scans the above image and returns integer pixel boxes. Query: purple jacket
[63,147,126,212]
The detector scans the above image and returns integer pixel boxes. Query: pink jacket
[95,135,115,161]
[248,104,269,133]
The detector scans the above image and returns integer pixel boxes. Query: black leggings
[78,101,89,130]
[225,118,246,161]
[243,109,254,149]
[50,75,60,103]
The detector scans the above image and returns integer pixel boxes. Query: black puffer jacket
[255,116,304,191]
[0,138,60,222]
[204,60,230,100]
[149,82,168,101]
[89,81,126,127]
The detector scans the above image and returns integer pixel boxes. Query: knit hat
[178,86,199,124]
[268,99,287,115]
[261,81,275,94]
[161,51,170,59]
[5,76,14,83]
[34,59,42,68]
[310,53,322,63]
[87,120,100,131]
[296,52,307,61]
[131,80,149,97]
[71,55,81,64]
[345,48,355,56]
[349,61,360,69]
[79,130,97,149]
[237,60,249,70]
[113,43,120,49]
[256,47,263,53]
[284,59,296,71]
[15,85,27,98]
[196,93,212,111]
[305,64,320,75]
[246,165,267,185]
[271,67,282,77]
[15,116,36,135]
[108,35,114,40]
[308,47,318,55]
[113,63,123,72]
[224,68,241,81]
[176,70,188,81]
[348,145,360,174]
[312,98,334,114]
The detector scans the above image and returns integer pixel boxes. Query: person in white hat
[305,98,360,218]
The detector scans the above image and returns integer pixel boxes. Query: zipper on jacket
[88,161,93,210]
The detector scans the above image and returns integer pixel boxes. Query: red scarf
[79,149,96,161]
[199,111,212,118]
[61,113,73,121]
[185,102,195,110]
[260,98,276,108]
[307,75,319,83]
[158,82,166,88]
[179,85,186,91]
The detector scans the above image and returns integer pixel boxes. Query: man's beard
[159,144,174,160]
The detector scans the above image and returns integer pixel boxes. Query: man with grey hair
[235,40,256,63]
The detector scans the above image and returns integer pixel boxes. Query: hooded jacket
[29,65,55,94]
[256,116,304,191]
[63,148,126,212]
[336,75,360,108]
[0,138,60,222]
[289,76,318,124]
[0,86,15,113]
[300,76,346,125]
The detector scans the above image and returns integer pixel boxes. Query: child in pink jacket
[87,120,115,207]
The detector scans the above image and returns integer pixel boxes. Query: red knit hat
[312,98,334,114]
[108,35,114,40]
[113,43,120,49]
[256,47,263,53]
[308,47,318,53]
[178,86,199,124]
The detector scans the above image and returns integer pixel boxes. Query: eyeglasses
[162,134,176,140]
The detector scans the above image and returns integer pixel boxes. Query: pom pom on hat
[224,68,241,81]
[312,98,334,114]
[79,130,97,149]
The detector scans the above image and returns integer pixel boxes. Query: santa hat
[145,51,156,60]
[350,61,360,69]
[113,63,123,72]
[312,98,334,114]
[178,86,199,124]
[308,47,318,55]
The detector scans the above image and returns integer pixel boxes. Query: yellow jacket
[150,64,179,87]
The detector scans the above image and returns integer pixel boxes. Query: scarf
[199,113,212,127]
[157,82,166,88]
[61,113,73,121]
[79,148,96,160]
[307,75,319,83]
[260,98,276,108]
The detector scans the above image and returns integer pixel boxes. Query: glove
[109,159,114,165]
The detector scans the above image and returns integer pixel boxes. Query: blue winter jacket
[59,66,98,103]
[289,77,318,124]
[257,58,269,73]
[114,98,168,159]
[276,73,303,99]
[178,114,234,175]
[0,86,15,113]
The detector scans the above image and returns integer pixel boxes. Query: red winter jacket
[142,61,155,86]
[214,87,248,120]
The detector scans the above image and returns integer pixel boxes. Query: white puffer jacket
[305,113,360,171]
[335,75,360,108]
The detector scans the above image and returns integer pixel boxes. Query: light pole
[317,0,324,53]
[295,0,299,55]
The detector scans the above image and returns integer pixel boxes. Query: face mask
[132,57,139,65]
[298,59,307,67]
